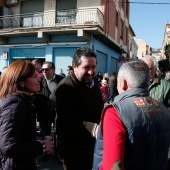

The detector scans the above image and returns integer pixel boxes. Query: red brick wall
[117,11,121,44]
[100,0,116,40]
[0,0,7,7]
[100,0,130,47]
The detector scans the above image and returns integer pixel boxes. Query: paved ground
[36,125,64,170]
[37,153,63,170]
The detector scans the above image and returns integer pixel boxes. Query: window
[130,43,132,51]
[120,19,124,40]
[122,0,124,9]
[56,10,76,24]
[126,27,128,45]
[6,0,18,6]
[115,11,118,27]
[126,0,129,18]
[56,0,77,24]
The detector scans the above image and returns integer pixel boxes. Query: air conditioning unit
[6,0,18,6]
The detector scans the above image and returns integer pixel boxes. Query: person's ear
[122,79,128,91]
[72,64,76,69]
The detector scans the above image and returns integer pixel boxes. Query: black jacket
[56,73,104,146]
[39,74,63,98]
[0,93,43,170]
[38,74,63,121]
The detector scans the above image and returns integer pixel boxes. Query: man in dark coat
[55,47,104,170]
[38,61,63,139]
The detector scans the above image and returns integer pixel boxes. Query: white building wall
[135,39,147,59]
[77,0,100,9]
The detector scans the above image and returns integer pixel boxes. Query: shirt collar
[150,77,159,85]
[46,74,55,81]
[86,80,94,89]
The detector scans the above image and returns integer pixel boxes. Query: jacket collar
[71,72,95,88]
[149,77,160,90]
[114,88,149,103]
[41,75,56,87]
[151,77,159,85]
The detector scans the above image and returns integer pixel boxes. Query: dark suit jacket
[36,74,63,121]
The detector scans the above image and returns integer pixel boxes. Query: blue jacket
[93,88,170,170]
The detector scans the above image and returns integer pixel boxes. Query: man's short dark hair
[112,71,116,76]
[42,61,55,69]
[72,47,97,66]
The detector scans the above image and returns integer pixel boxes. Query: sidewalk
[37,153,63,170]
[36,126,63,170]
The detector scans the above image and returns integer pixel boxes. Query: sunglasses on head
[41,68,51,72]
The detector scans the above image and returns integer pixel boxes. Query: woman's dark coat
[0,93,43,170]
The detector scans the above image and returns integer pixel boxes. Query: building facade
[152,48,162,62]
[128,24,138,59]
[161,22,170,60]
[0,0,130,75]
[135,38,151,59]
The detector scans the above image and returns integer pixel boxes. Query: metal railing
[0,8,104,30]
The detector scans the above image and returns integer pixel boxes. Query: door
[96,50,107,75]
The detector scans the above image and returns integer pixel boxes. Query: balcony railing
[0,8,104,30]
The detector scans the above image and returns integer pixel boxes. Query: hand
[44,136,54,154]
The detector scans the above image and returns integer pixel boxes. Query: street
[36,128,63,170]
[37,153,63,170]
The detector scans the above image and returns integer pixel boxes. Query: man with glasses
[37,61,63,162]
[55,47,104,170]
[141,56,170,108]
[165,71,170,83]
[38,61,63,143]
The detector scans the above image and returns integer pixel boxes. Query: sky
[130,0,170,49]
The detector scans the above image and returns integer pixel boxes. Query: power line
[130,2,170,4]
[114,1,170,5]
[106,0,170,5]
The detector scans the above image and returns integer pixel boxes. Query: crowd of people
[0,47,170,170]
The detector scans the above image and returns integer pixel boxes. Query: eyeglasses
[41,68,51,72]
